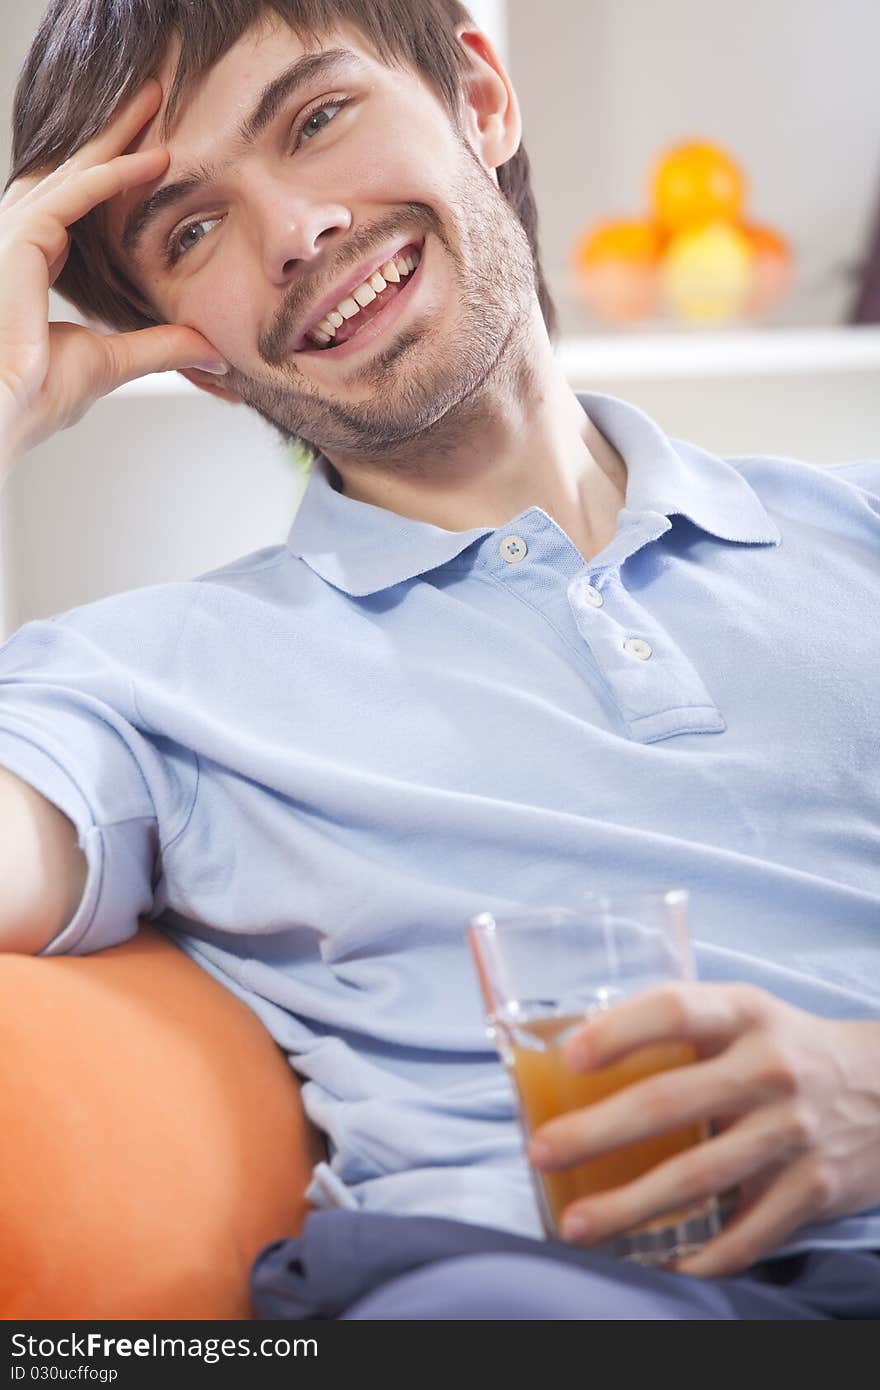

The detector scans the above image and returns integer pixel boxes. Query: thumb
[102,325,229,388]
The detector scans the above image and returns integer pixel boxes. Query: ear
[454,25,522,178]
[176,368,245,403]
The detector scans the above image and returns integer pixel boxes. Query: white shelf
[110,324,880,396]
[557,325,880,381]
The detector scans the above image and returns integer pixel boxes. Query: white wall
[465,0,508,60]
[1,391,307,639]
[507,0,880,333]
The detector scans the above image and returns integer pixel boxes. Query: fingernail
[562,1212,590,1241]
[566,1044,591,1071]
[560,1023,591,1070]
[197,361,229,375]
[529,1140,553,1168]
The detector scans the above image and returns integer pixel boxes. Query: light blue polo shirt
[0,390,878,1258]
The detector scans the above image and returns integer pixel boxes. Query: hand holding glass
[468,888,722,1267]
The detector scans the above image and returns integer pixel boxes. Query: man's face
[104,13,536,459]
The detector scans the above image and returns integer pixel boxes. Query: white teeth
[305,246,422,347]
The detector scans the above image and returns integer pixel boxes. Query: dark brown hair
[5,0,557,339]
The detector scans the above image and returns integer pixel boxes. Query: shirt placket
[566,512,726,743]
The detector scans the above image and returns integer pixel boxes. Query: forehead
[102,13,393,260]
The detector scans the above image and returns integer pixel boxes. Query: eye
[163,97,350,268]
[296,99,347,148]
[167,216,222,264]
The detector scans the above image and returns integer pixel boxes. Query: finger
[557,1106,790,1248]
[531,1046,752,1170]
[65,77,164,168]
[532,1025,808,1169]
[0,157,74,211]
[674,1156,835,1279]
[10,150,169,254]
[0,154,169,329]
[1,80,162,211]
[46,241,71,290]
[561,982,773,1072]
[101,325,229,390]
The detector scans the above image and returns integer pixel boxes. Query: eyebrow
[120,48,366,265]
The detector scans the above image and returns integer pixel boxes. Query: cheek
[173,285,254,364]
[335,115,458,207]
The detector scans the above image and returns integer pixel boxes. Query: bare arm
[0,764,87,954]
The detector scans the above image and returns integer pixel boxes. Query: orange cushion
[0,924,322,1319]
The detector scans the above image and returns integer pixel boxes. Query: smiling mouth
[296,241,424,354]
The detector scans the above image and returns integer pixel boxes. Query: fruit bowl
[571,141,794,328]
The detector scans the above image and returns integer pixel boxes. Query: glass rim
[468,886,689,935]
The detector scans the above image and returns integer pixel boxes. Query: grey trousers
[250,1210,880,1320]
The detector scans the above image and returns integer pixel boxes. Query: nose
[250,172,352,283]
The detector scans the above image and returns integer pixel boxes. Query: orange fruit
[571,219,663,323]
[659,221,754,323]
[574,218,664,269]
[739,221,794,315]
[651,141,747,235]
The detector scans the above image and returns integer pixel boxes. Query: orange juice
[506,1012,708,1234]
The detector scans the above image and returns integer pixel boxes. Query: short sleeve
[0,607,198,957]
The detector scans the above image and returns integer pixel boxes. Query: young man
[1,2,878,1319]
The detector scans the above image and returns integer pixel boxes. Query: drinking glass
[468,887,722,1267]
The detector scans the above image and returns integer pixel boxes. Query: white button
[623,638,653,660]
[581,583,603,608]
[500,535,528,563]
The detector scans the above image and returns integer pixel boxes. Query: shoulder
[193,542,289,587]
[718,450,880,517]
[821,459,880,497]
[2,543,306,671]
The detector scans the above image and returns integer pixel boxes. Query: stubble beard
[227,139,539,470]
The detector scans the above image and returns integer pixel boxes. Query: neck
[324,306,628,565]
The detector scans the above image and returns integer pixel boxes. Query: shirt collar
[286,390,781,596]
